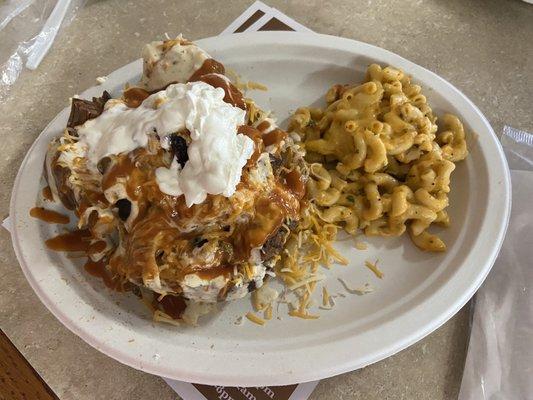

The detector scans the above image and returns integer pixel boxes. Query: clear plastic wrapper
[459,126,533,400]
[501,126,533,170]
[0,0,85,101]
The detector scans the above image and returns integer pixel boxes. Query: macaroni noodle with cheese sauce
[288,64,468,253]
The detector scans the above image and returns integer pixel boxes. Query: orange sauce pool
[262,128,287,147]
[188,58,225,81]
[123,87,151,108]
[195,265,233,281]
[84,258,128,291]
[45,231,126,290]
[284,170,306,199]
[157,295,187,319]
[87,240,107,255]
[42,186,54,201]
[45,229,91,252]
[256,120,271,132]
[30,207,69,224]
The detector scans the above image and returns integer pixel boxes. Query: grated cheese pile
[364,259,384,279]
[272,203,351,320]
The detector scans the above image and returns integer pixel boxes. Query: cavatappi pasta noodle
[288,64,468,253]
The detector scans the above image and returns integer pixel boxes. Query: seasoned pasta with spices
[288,64,468,253]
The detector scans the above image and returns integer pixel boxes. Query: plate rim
[9,31,511,385]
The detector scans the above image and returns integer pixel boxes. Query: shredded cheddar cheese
[364,259,384,279]
[272,202,353,320]
[245,264,252,280]
[322,286,330,307]
[246,312,265,325]
[227,69,268,92]
[288,310,320,319]
[288,274,326,290]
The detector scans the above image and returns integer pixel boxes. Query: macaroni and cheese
[288,64,468,252]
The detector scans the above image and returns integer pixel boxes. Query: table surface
[1,0,532,399]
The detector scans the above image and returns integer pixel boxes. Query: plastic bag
[0,0,86,102]
[459,127,533,400]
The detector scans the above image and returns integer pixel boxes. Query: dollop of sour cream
[76,81,253,207]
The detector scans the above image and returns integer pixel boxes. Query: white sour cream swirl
[76,81,253,207]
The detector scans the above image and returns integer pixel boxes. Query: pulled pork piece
[67,91,111,129]
[261,220,296,261]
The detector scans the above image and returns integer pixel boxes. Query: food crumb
[355,241,368,250]
[338,278,374,295]
[128,339,135,343]
[134,32,140,37]
[263,305,273,320]
[288,310,319,320]
[322,286,330,307]
[246,312,265,325]
[96,76,107,84]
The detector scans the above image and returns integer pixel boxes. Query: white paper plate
[10,32,511,386]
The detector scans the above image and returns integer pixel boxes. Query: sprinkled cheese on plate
[287,274,326,290]
[322,286,330,307]
[364,259,384,279]
[288,310,320,320]
[245,312,265,325]
[355,241,368,250]
[263,305,273,320]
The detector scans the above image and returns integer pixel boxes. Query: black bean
[247,281,256,292]
[169,134,189,167]
[115,199,131,221]
[97,156,112,174]
[191,237,208,248]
